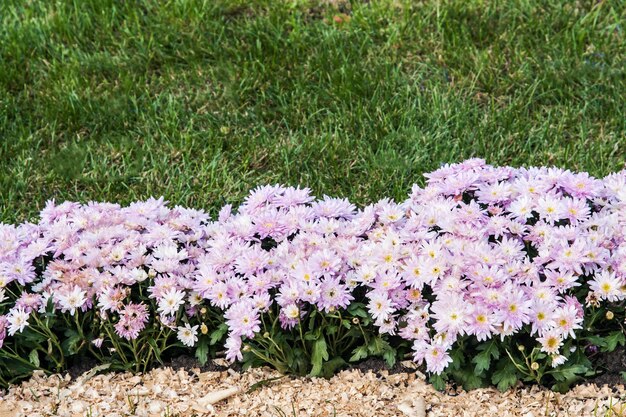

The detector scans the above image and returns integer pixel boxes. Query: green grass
[1,0,624,223]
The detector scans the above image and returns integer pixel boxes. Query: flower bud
[200,323,208,334]
[263,332,270,338]
[518,345,525,352]
[606,311,615,320]
[200,307,207,315]
[530,362,539,371]
[352,318,360,325]
[242,344,251,352]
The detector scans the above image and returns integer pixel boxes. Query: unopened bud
[242,345,251,352]
[200,323,208,334]
[263,332,270,338]
[606,311,615,320]
[518,345,525,352]
[200,307,207,315]
[530,362,539,371]
[352,318,360,325]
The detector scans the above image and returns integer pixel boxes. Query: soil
[67,357,99,380]
[353,357,417,375]
[166,354,241,374]
[589,346,626,387]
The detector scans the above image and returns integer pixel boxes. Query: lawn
[0,0,624,223]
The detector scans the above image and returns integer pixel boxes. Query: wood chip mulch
[0,360,624,417]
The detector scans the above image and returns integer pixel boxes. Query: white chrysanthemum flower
[8,307,30,336]
[56,286,87,316]
[284,304,299,319]
[129,268,148,283]
[152,242,188,262]
[550,354,567,368]
[189,291,203,306]
[177,323,199,347]
[157,288,185,316]
[590,271,623,302]
[537,330,563,355]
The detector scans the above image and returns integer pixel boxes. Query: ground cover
[2,360,626,417]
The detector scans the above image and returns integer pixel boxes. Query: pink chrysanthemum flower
[114,302,149,340]
[423,342,453,374]
[225,301,260,338]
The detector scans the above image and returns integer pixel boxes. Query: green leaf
[210,323,228,346]
[21,327,47,344]
[348,303,369,318]
[45,297,56,315]
[326,325,339,335]
[603,331,626,352]
[550,364,588,382]
[307,310,318,332]
[81,363,111,380]
[195,337,209,365]
[61,329,82,355]
[321,357,347,378]
[367,336,388,355]
[349,345,368,362]
[429,373,446,391]
[246,376,285,394]
[551,364,588,393]
[451,366,485,390]
[289,348,308,375]
[147,338,163,365]
[449,348,465,370]
[472,340,500,374]
[28,350,40,368]
[583,334,607,348]
[383,347,397,368]
[492,361,519,392]
[309,337,329,377]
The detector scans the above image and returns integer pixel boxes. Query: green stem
[88,345,105,363]
[2,347,44,371]
[103,325,129,365]
[248,345,283,371]
[504,348,530,377]
[297,316,309,356]
[36,345,63,370]
[357,322,369,344]
[30,314,65,367]
[131,338,140,372]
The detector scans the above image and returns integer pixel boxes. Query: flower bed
[1,159,625,391]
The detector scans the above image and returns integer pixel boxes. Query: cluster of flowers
[1,159,625,375]
[0,198,211,349]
